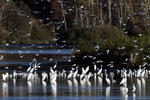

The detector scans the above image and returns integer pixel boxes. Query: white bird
[67,70,73,79]
[50,67,55,74]
[105,74,111,85]
[86,72,92,81]
[83,66,89,74]
[94,64,97,71]
[0,55,4,60]
[26,63,32,72]
[13,70,17,78]
[80,72,85,80]
[141,67,146,77]
[97,65,102,75]
[2,73,9,82]
[132,84,136,92]
[106,49,110,54]
[42,72,48,81]
[73,69,78,78]
[137,65,142,77]
[29,67,35,73]
[95,45,99,51]
[50,71,57,84]
[53,61,57,69]
[120,76,127,86]
[27,73,33,81]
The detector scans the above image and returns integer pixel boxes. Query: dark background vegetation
[1,0,150,67]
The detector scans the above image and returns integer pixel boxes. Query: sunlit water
[0,73,150,100]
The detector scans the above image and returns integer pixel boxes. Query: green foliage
[67,25,130,53]
[0,0,56,44]
[2,14,30,43]
[65,24,150,68]
[0,26,8,43]
[30,24,55,43]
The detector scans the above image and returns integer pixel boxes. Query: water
[0,44,150,100]
[0,49,75,54]
[0,44,75,67]
[0,44,77,48]
[0,73,150,100]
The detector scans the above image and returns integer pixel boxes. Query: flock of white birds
[1,58,149,99]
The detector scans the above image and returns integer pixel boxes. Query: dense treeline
[20,0,150,35]
[0,0,55,44]
[1,0,150,43]
[1,0,150,67]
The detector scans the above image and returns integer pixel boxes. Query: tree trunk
[108,0,112,24]
[100,2,104,24]
[0,3,6,23]
[60,0,67,31]
[80,13,83,27]
[74,0,78,24]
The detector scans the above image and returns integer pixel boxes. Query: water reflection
[27,81,32,94]
[80,78,86,96]
[86,79,91,96]
[137,78,142,96]
[106,86,110,100]
[2,82,8,97]
[141,78,145,97]
[0,71,149,100]
[67,80,72,96]
[51,81,57,97]
[73,78,78,96]
[42,81,47,94]
[13,78,16,95]
[120,86,128,100]
[133,93,136,100]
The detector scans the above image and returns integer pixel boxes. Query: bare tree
[60,0,68,31]
[108,0,112,24]
[0,0,7,23]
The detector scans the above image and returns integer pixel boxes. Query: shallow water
[0,49,75,55]
[0,73,150,100]
[0,45,149,100]
[0,45,74,67]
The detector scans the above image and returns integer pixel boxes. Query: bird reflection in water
[133,93,136,100]
[141,78,145,97]
[42,81,47,94]
[67,80,72,96]
[27,81,32,94]
[98,76,103,99]
[13,78,16,95]
[73,78,78,96]
[120,85,128,100]
[2,82,8,97]
[80,78,86,96]
[106,86,111,100]
[137,78,141,97]
[86,77,91,96]
[51,81,57,97]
